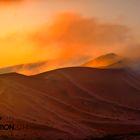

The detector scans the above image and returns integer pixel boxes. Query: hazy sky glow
[0,0,140,69]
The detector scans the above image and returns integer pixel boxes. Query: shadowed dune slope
[0,67,140,139]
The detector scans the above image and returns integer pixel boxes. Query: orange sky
[0,0,139,68]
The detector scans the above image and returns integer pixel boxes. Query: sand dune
[83,53,127,69]
[0,61,47,75]
[0,67,140,139]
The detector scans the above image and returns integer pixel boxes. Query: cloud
[0,0,12,1]
[32,12,131,62]
[123,44,140,59]
[0,12,136,75]
[0,0,23,4]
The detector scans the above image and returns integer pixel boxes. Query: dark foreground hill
[0,67,140,140]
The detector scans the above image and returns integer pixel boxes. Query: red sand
[0,67,140,140]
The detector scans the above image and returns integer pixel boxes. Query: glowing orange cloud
[32,12,130,61]
[0,12,136,75]
[0,0,23,3]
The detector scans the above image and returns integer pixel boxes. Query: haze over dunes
[0,1,140,70]
[0,12,130,68]
[0,52,138,75]
[0,10,139,69]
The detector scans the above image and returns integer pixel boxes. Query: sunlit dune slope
[0,53,129,76]
[0,61,47,75]
[83,53,127,68]
[0,67,140,139]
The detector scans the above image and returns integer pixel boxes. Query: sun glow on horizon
[0,0,139,74]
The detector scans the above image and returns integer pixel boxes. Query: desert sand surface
[0,67,140,140]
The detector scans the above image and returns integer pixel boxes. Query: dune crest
[83,53,127,68]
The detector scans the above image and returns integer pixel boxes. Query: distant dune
[0,53,137,76]
[83,53,127,69]
[0,61,47,75]
[0,67,140,140]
